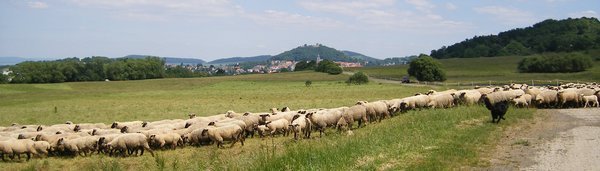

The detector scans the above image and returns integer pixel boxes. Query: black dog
[483,97,510,124]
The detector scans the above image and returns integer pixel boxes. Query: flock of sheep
[1,82,599,162]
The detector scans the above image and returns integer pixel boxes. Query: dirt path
[485,108,600,170]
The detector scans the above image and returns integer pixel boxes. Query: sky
[0,0,598,61]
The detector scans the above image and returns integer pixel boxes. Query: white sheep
[535,90,559,108]
[581,94,599,108]
[427,93,455,109]
[201,125,245,148]
[0,139,37,161]
[149,133,183,149]
[305,108,345,137]
[264,119,290,137]
[511,94,532,108]
[106,133,154,157]
[56,136,100,156]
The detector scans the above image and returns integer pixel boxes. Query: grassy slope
[346,56,600,83]
[0,71,534,170]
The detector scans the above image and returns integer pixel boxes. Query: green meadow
[0,71,535,170]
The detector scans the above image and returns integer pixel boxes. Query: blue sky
[0,0,598,60]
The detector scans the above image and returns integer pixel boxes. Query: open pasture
[0,71,536,170]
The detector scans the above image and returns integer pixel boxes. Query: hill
[272,44,356,62]
[430,17,600,59]
[207,55,272,65]
[341,50,381,62]
[124,55,206,65]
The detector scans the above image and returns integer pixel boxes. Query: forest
[430,17,600,59]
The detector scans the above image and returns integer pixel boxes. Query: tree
[518,52,593,73]
[407,54,447,82]
[294,60,317,71]
[346,71,369,85]
[315,59,343,75]
[0,73,9,84]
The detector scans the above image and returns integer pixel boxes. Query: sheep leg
[26,152,31,161]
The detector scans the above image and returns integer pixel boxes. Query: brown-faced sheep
[557,89,581,108]
[289,114,312,140]
[106,133,154,157]
[201,125,245,148]
[56,136,100,156]
[149,133,183,149]
[264,119,290,137]
[305,108,345,137]
[0,139,37,161]
[535,90,559,108]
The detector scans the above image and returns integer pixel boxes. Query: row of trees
[431,17,600,59]
[517,52,594,73]
[295,60,343,75]
[8,57,166,83]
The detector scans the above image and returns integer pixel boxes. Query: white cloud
[404,0,434,12]
[445,3,457,11]
[27,1,48,9]
[569,10,598,18]
[298,0,468,31]
[245,10,343,29]
[474,6,536,25]
[68,0,241,20]
[298,0,395,17]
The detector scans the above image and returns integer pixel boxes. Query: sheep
[92,129,121,136]
[482,94,510,124]
[455,90,482,105]
[581,94,599,108]
[344,105,369,129]
[281,107,291,112]
[305,108,345,137]
[183,127,211,146]
[106,133,154,157]
[427,93,455,109]
[399,94,430,112]
[226,111,261,138]
[0,139,37,161]
[33,141,51,157]
[110,121,143,129]
[557,89,581,108]
[336,117,349,132]
[260,110,298,124]
[289,114,312,140]
[475,86,493,95]
[56,136,100,156]
[356,101,389,122]
[535,90,559,108]
[253,124,271,138]
[149,133,183,149]
[96,134,122,154]
[201,125,245,148]
[525,86,542,100]
[73,123,108,131]
[264,119,290,137]
[511,94,532,108]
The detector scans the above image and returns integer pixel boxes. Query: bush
[346,71,369,85]
[315,60,343,75]
[518,52,593,73]
[407,54,447,82]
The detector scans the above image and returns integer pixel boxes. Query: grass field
[346,56,600,83]
[0,71,536,170]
